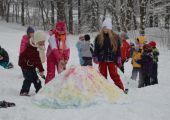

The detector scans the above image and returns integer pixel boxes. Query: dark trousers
[120,61,125,73]
[20,68,42,94]
[82,57,92,66]
[150,62,158,85]
[141,73,151,87]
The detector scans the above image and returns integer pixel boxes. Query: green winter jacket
[152,47,159,62]
[0,47,9,63]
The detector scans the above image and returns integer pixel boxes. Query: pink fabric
[45,48,70,84]
[45,53,56,84]
[45,36,70,84]
[19,35,29,54]
[55,21,66,33]
[63,48,70,61]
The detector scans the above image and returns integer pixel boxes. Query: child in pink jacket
[45,21,70,84]
[19,27,34,54]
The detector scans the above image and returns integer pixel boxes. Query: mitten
[117,57,122,68]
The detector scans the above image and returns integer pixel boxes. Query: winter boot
[35,79,42,93]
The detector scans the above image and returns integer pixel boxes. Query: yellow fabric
[132,50,142,68]
[137,36,145,44]
[131,36,145,68]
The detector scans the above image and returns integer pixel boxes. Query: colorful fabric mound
[34,66,125,108]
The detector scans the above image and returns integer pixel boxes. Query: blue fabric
[27,26,34,33]
[76,41,84,66]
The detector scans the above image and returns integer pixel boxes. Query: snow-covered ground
[0,21,170,120]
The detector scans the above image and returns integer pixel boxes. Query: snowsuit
[136,51,153,88]
[150,47,159,85]
[120,39,131,72]
[45,35,70,84]
[131,36,145,81]
[18,43,44,94]
[93,33,124,91]
[80,41,93,66]
[0,46,13,69]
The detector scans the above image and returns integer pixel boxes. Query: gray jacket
[80,41,92,58]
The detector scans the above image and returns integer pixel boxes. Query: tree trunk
[139,0,148,35]
[91,0,100,32]
[39,1,46,30]
[120,0,127,32]
[51,1,55,27]
[56,0,65,21]
[21,0,25,26]
[165,5,170,29]
[6,0,10,23]
[0,0,4,18]
[78,0,81,33]
[68,0,73,34]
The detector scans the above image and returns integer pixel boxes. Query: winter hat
[143,44,152,52]
[55,21,66,33]
[136,36,145,44]
[32,31,46,45]
[84,34,90,41]
[149,41,156,47]
[120,32,129,40]
[102,18,112,30]
[27,26,34,34]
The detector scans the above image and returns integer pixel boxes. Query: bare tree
[139,0,148,35]
[6,0,11,23]
[51,0,55,27]
[56,0,65,21]
[21,0,25,26]
[68,0,73,34]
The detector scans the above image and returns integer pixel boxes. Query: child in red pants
[45,21,70,84]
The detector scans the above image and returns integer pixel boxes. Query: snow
[34,66,126,109]
[0,21,170,120]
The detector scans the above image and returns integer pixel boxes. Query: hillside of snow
[0,21,170,120]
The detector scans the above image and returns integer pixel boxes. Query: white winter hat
[31,31,46,45]
[102,18,112,30]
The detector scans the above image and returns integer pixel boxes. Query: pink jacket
[47,35,70,62]
[19,35,29,54]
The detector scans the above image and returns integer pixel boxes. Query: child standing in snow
[131,36,145,81]
[79,34,93,66]
[45,21,70,84]
[76,35,84,66]
[0,46,13,69]
[136,44,153,88]
[93,18,124,91]
[149,41,159,85]
[19,31,46,96]
[19,26,34,54]
[119,32,131,73]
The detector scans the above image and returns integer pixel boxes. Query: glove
[63,49,70,61]
[117,57,122,68]
[39,71,44,78]
[93,57,99,64]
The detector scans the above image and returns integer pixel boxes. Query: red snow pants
[99,62,124,91]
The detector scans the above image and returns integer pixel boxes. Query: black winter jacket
[93,33,121,63]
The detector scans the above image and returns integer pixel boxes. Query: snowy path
[0,21,170,120]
